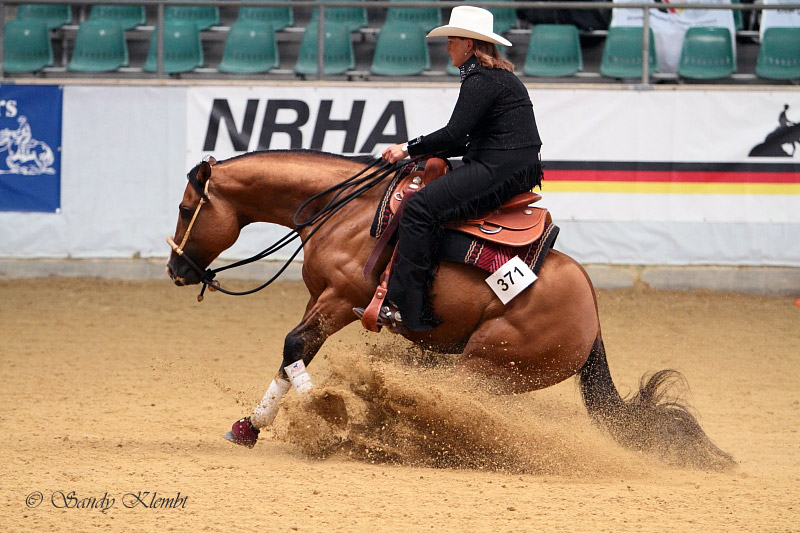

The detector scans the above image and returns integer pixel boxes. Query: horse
[749,123,800,157]
[166,149,734,470]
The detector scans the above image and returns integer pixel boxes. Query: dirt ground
[1,277,798,532]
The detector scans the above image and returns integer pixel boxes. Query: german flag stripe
[545,170,800,184]
[541,162,800,194]
[543,181,800,195]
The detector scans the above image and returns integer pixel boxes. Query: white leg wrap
[251,377,291,428]
[285,360,314,395]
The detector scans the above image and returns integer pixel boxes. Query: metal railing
[0,0,797,84]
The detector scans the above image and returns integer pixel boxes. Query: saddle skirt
[369,158,559,278]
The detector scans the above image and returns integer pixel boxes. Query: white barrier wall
[0,86,187,258]
[0,83,798,266]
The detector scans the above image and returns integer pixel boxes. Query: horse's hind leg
[452,251,599,394]
[225,287,356,447]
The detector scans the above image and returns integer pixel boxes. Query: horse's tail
[578,336,735,471]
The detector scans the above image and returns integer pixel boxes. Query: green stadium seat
[309,0,367,33]
[755,27,800,80]
[731,0,744,32]
[484,0,517,35]
[523,24,582,77]
[165,3,219,31]
[371,22,429,76]
[294,22,354,76]
[3,19,53,73]
[67,19,129,72]
[237,0,293,32]
[17,4,72,30]
[678,26,735,80]
[143,20,203,74]
[90,5,146,30]
[218,20,279,74]
[384,0,442,33]
[600,26,658,79]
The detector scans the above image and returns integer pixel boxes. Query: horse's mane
[186,150,381,195]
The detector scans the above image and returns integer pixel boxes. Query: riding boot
[386,250,440,332]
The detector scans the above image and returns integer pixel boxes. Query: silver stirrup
[381,306,402,326]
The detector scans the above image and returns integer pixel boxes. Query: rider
[779,104,793,129]
[777,104,797,156]
[356,6,543,332]
[12,116,32,159]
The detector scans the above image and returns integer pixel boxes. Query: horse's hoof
[223,417,259,448]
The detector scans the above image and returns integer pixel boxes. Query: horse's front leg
[225,288,356,448]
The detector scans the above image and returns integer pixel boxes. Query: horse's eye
[179,205,193,219]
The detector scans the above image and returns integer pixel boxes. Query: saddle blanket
[370,163,560,276]
[439,224,559,276]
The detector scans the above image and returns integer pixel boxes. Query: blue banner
[0,85,62,212]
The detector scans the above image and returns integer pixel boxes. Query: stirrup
[353,302,404,329]
[380,304,403,327]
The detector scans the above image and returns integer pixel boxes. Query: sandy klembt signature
[25,491,188,513]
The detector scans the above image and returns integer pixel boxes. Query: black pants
[386,145,542,331]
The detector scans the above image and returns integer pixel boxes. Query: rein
[169,154,427,302]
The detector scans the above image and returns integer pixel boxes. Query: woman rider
[356,6,543,332]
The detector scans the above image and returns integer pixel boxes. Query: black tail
[579,336,735,471]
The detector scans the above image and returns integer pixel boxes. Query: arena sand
[0,278,798,532]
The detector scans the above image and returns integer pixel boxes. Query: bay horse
[166,150,734,470]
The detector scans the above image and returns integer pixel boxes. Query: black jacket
[408,55,542,156]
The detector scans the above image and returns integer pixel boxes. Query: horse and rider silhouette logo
[749,104,800,158]
[0,115,56,175]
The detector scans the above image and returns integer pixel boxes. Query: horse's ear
[205,155,217,166]
[197,160,212,187]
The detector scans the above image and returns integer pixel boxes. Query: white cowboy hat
[427,6,512,47]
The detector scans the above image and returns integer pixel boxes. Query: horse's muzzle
[165,261,188,285]
[166,235,207,286]
[166,257,205,286]
[165,263,187,286]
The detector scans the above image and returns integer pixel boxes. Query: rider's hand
[381,143,408,164]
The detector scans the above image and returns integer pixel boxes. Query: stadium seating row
[3,2,799,81]
[9,1,518,34]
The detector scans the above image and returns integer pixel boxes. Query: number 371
[496,266,525,292]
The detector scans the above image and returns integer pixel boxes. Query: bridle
[166,176,222,300]
[167,177,210,260]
